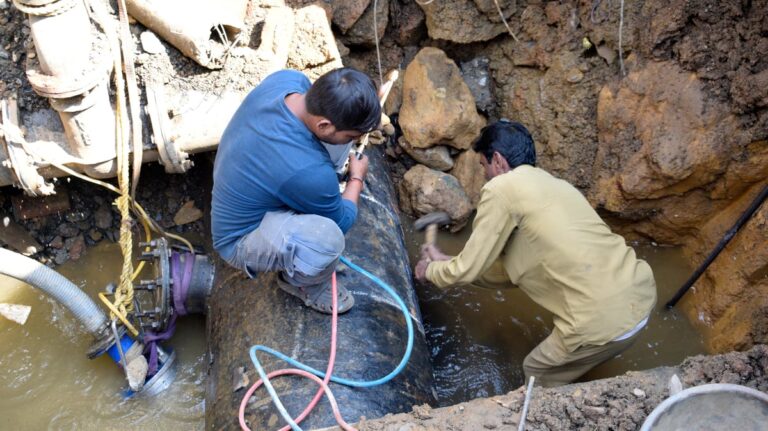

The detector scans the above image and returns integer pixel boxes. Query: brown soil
[342,344,768,431]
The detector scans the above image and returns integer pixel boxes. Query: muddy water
[0,219,706,426]
[401,217,706,406]
[0,242,206,430]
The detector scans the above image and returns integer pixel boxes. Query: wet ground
[401,216,706,407]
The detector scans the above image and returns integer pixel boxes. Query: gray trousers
[227,210,345,287]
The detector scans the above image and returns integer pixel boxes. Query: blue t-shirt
[211,70,357,260]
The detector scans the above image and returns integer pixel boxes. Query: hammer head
[414,211,451,231]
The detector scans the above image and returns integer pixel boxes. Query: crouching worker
[414,120,657,387]
[211,67,381,314]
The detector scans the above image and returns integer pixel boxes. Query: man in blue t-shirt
[211,68,381,314]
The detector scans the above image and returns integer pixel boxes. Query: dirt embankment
[358,0,768,353]
[338,344,768,431]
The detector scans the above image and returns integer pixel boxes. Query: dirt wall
[339,0,767,353]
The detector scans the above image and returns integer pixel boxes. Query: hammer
[413,211,451,247]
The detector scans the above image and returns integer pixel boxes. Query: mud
[337,344,768,431]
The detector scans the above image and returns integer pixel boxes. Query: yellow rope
[109,7,136,330]
[98,292,139,336]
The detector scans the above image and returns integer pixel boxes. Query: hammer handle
[425,224,437,247]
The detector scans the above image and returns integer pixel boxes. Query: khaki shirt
[426,165,657,352]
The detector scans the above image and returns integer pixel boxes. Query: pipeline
[0,246,108,336]
[666,182,768,308]
[207,145,435,430]
[0,89,242,190]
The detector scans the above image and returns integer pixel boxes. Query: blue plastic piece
[106,333,135,364]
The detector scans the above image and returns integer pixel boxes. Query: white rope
[618,0,626,76]
[373,0,383,86]
[493,0,519,43]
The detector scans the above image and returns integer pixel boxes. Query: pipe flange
[137,346,177,397]
[47,80,108,113]
[25,32,112,99]
[146,84,193,174]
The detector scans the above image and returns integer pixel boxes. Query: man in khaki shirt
[415,120,657,387]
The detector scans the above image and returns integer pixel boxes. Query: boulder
[417,0,515,44]
[338,0,388,47]
[397,137,454,171]
[399,165,473,230]
[331,0,371,33]
[287,4,343,80]
[388,0,426,46]
[255,6,296,75]
[450,149,487,207]
[460,57,494,114]
[399,47,485,151]
[174,200,203,225]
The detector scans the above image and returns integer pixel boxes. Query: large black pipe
[205,146,435,429]
[666,182,768,308]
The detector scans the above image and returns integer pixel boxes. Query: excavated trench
[1,0,766,429]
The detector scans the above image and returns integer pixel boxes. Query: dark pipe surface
[205,146,435,430]
[666,182,768,308]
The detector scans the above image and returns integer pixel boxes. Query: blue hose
[247,255,415,429]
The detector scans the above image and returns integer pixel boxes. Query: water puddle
[0,217,707,425]
[0,242,206,430]
[401,216,706,406]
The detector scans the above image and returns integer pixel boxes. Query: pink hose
[238,272,356,431]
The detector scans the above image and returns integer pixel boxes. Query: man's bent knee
[288,215,345,279]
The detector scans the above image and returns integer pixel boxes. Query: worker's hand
[415,257,430,282]
[420,244,451,262]
[348,152,369,180]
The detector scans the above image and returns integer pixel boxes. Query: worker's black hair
[305,67,381,134]
[473,119,536,168]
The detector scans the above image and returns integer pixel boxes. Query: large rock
[287,4,343,80]
[460,57,494,114]
[338,0,388,47]
[450,149,487,207]
[398,165,473,230]
[255,6,296,75]
[417,0,515,44]
[399,47,485,151]
[388,0,426,46]
[331,0,370,33]
[397,137,454,171]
